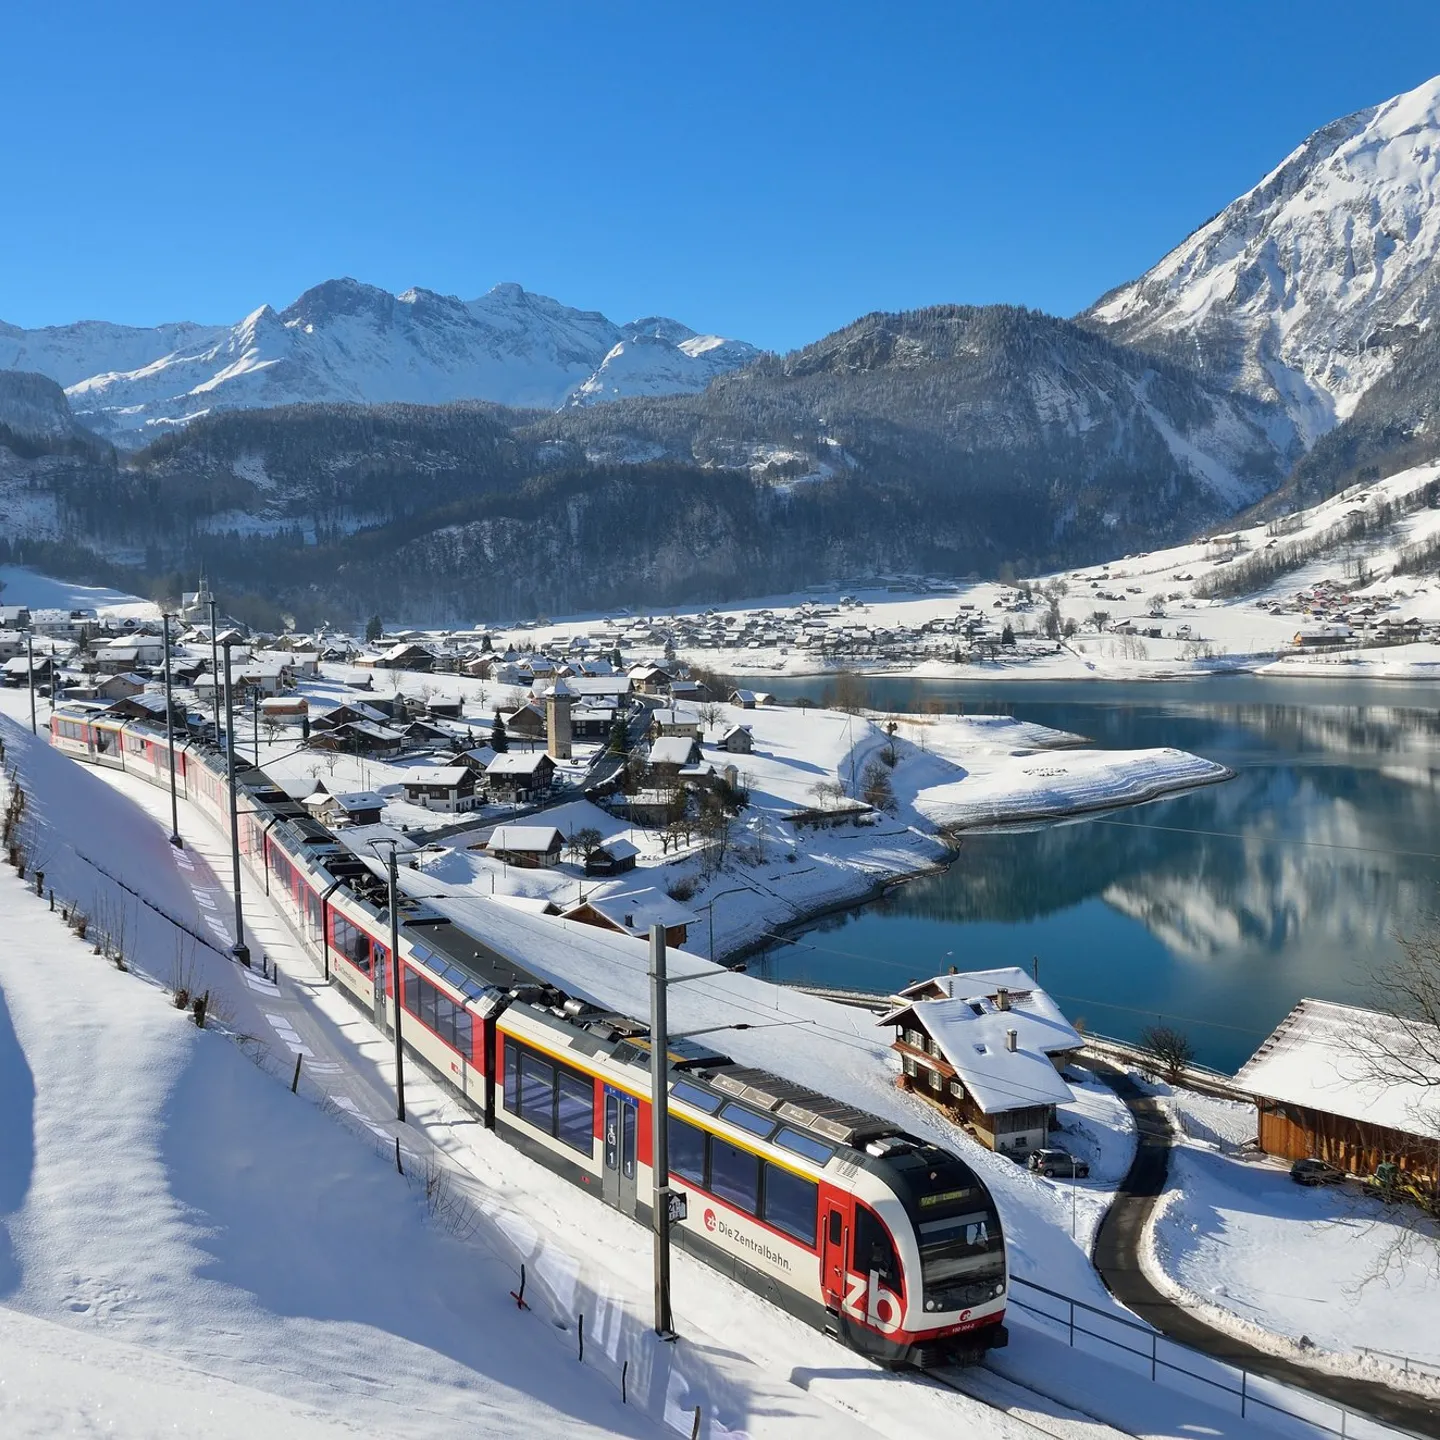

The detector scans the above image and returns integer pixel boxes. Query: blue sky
[3,3,1437,351]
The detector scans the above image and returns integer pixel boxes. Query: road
[1087,1060,1440,1438]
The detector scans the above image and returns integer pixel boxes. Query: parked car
[1028,1148,1090,1179]
[1290,1157,1345,1187]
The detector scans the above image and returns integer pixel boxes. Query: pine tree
[365,614,383,643]
[491,710,509,753]
[608,714,629,756]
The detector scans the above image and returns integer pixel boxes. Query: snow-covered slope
[1086,73,1440,446]
[568,320,760,407]
[1,280,757,443]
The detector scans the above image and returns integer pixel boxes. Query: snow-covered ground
[1138,1079,1440,1398]
[0,704,1378,1439]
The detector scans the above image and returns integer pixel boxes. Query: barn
[1234,998,1440,1187]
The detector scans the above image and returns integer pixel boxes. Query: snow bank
[1144,1111,1440,1398]
[913,747,1232,829]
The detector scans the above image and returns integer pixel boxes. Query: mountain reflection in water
[751,677,1440,1073]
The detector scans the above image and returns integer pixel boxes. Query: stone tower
[545,677,576,760]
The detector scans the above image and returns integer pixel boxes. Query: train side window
[502,1041,519,1113]
[853,1205,903,1296]
[829,1210,842,1246]
[668,1116,707,1185]
[709,1136,760,1215]
[762,1162,817,1246]
[517,1052,556,1131]
[555,1071,595,1155]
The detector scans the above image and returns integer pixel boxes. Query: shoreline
[721,762,1236,967]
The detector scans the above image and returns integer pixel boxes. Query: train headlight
[924,1299,937,1311]
[993,1283,1004,1297]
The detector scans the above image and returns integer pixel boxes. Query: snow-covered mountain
[1085,73,1440,448]
[0,280,757,444]
[0,370,90,445]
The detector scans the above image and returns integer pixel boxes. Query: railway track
[928,1363,1132,1440]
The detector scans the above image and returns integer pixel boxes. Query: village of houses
[3,577,1439,1391]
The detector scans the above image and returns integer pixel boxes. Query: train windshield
[917,1209,1005,1289]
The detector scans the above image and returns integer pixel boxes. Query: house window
[929,1069,943,1093]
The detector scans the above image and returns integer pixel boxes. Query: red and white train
[49,702,1009,1366]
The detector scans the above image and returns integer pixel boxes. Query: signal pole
[650,923,674,1338]
[162,612,181,847]
[221,638,250,968]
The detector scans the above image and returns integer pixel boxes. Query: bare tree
[861,758,896,814]
[825,670,866,714]
[565,826,603,867]
[1138,1023,1195,1084]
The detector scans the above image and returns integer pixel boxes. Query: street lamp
[369,838,407,1122]
[161,612,182,848]
[695,884,752,962]
[220,638,251,968]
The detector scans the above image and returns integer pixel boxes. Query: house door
[821,1203,848,1303]
[602,1089,640,1218]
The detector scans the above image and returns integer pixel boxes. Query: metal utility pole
[371,840,407,1122]
[650,922,674,1338]
[207,596,221,741]
[220,639,251,968]
[162,612,182,848]
[26,633,37,735]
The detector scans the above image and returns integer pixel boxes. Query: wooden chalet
[880,968,1081,1156]
[562,886,695,947]
[1235,998,1440,1187]
[399,765,478,814]
[484,751,555,802]
[583,838,640,877]
[485,824,564,868]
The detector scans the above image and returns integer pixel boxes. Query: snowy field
[1139,1080,1440,1397]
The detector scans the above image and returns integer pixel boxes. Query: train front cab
[836,1141,1007,1368]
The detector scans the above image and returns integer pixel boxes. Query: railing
[1357,1347,1440,1382]
[1008,1276,1429,1440]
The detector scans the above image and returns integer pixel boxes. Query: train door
[602,1088,639,1218]
[821,1202,848,1303]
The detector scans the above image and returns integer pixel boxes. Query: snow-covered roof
[882,968,1081,1116]
[568,886,697,936]
[1234,998,1440,1140]
[648,736,698,766]
[304,789,387,814]
[401,766,471,787]
[487,825,563,853]
[592,838,640,861]
[486,751,551,775]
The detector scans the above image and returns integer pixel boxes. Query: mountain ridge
[0,279,759,443]
[1083,74,1440,451]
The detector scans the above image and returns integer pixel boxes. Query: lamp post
[697,885,752,962]
[161,612,182,848]
[26,632,37,735]
[370,839,406,1122]
[220,638,251,967]
[649,924,674,1338]
[648,927,770,1339]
